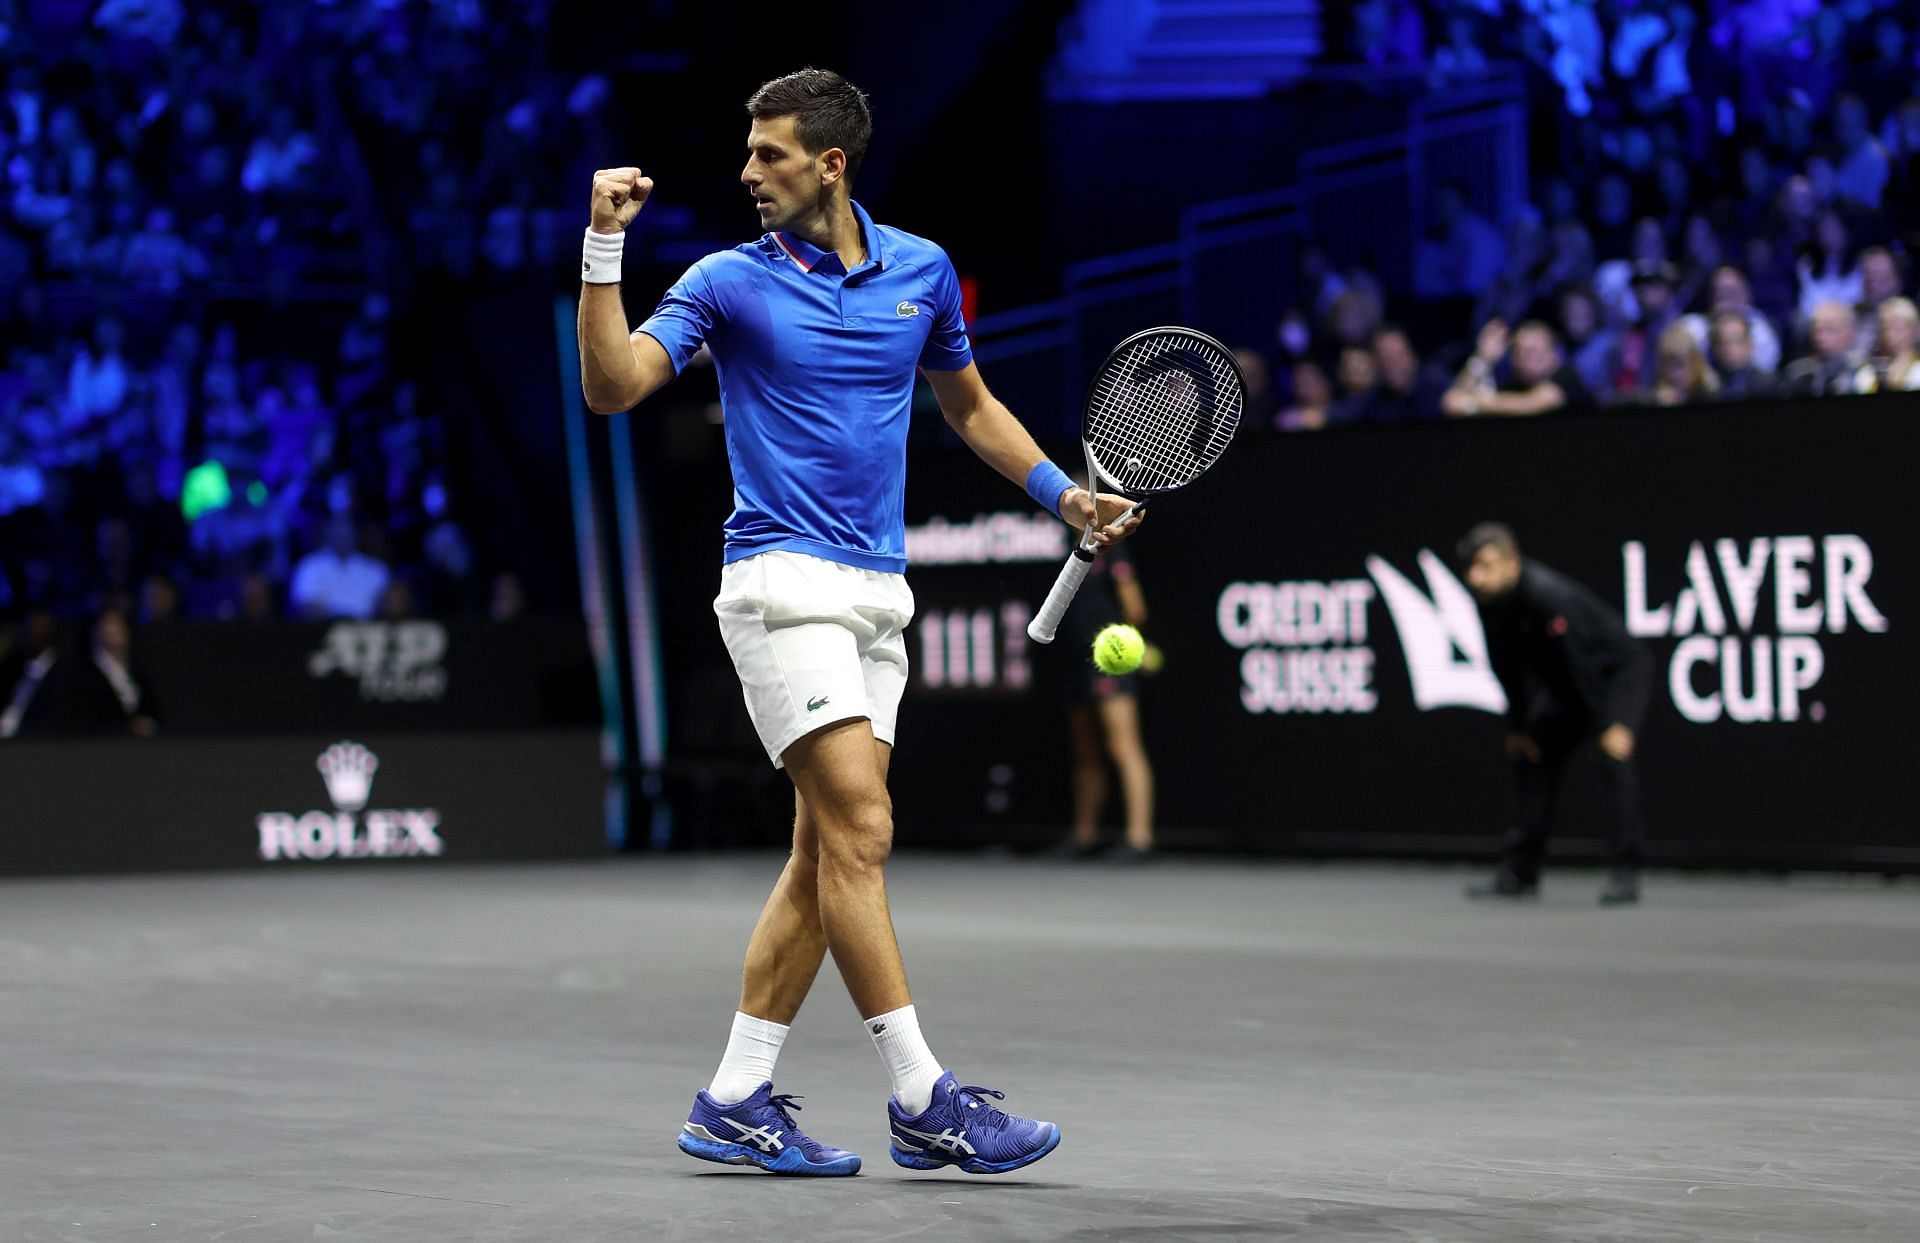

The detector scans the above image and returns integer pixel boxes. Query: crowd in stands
[1260,0,1920,429]
[0,0,603,636]
[8,0,1920,728]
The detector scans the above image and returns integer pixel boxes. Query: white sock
[864,1003,943,1115]
[706,1011,789,1104]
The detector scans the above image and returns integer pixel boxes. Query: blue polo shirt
[638,201,973,573]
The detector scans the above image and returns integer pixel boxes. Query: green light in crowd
[247,481,267,505]
[180,460,232,522]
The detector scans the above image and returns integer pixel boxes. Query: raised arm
[922,363,1143,545]
[577,166,677,414]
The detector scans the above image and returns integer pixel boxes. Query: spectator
[1273,307,1314,365]
[1444,319,1590,417]
[1673,215,1723,318]
[1275,360,1331,432]
[1709,313,1779,402]
[378,579,418,621]
[1854,297,1920,393]
[139,574,181,626]
[1587,172,1636,264]
[1539,214,1596,293]
[1650,322,1719,407]
[122,207,208,293]
[238,572,279,623]
[1414,182,1506,300]
[1796,210,1862,321]
[288,515,390,621]
[1330,345,1380,424]
[1472,207,1548,329]
[1231,348,1275,426]
[0,421,47,520]
[1681,267,1781,373]
[67,317,131,423]
[1351,0,1425,69]
[1556,285,1621,400]
[1594,218,1669,326]
[1365,325,1444,421]
[1830,93,1889,212]
[1860,18,1913,122]
[75,607,159,736]
[1782,301,1861,397]
[1429,11,1488,88]
[1614,262,1683,396]
[1325,286,1383,352]
[1886,97,1920,237]
[1855,246,1904,351]
[1745,235,1798,338]
[419,475,477,613]
[489,572,528,624]
[0,610,71,739]
[240,105,318,195]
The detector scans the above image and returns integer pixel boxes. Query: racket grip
[1028,548,1096,644]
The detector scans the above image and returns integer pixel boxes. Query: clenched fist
[590,167,654,234]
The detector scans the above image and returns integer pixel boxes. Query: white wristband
[582,228,624,285]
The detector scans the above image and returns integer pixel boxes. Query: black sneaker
[1466,870,1539,900]
[1598,870,1640,906]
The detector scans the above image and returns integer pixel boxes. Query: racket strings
[1085,335,1242,494]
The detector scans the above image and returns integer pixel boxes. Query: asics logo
[722,1118,786,1152]
[894,1122,974,1156]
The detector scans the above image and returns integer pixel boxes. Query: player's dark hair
[747,68,872,182]
[1457,521,1520,567]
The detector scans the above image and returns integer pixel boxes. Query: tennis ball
[1091,623,1145,675]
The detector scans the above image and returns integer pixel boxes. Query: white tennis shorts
[713,550,915,768]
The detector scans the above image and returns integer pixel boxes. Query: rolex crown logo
[316,741,380,812]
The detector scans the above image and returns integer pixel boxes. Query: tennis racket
[1028,326,1245,643]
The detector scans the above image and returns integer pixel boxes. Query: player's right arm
[577,166,676,414]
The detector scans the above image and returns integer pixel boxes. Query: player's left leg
[846,593,1062,1175]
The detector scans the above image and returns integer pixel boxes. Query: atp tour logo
[307,621,449,702]
[1217,550,1504,715]
[1624,535,1888,724]
[255,741,445,862]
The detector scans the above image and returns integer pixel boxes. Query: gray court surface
[3,857,1917,1242]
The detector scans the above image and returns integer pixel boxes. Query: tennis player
[577,68,1141,1175]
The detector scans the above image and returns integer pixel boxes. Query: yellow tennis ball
[1091,623,1145,675]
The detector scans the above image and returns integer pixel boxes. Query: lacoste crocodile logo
[807,694,831,712]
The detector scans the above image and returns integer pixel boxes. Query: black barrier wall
[0,731,606,875]
[1,617,606,875]
[136,617,594,734]
[884,395,1918,869]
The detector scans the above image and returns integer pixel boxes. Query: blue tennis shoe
[887,1070,1062,1174]
[678,1082,862,1176]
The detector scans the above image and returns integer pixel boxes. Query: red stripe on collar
[771,232,813,272]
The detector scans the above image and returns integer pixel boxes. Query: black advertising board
[0,730,606,875]
[888,394,1918,868]
[133,617,594,734]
